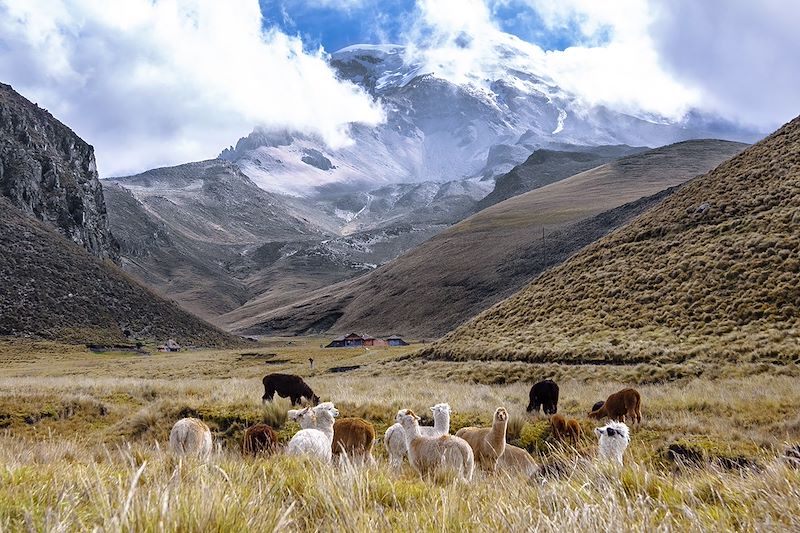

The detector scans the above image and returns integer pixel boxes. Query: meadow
[1,337,799,532]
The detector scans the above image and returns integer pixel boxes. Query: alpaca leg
[389,451,402,469]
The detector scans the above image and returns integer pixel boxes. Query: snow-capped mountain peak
[220,41,759,197]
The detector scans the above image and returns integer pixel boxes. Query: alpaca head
[396,409,420,429]
[591,401,605,413]
[289,407,316,428]
[494,407,509,423]
[430,403,451,417]
[594,421,630,465]
[588,409,604,420]
[312,403,339,428]
[313,402,339,418]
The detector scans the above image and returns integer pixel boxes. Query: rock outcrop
[0,83,118,261]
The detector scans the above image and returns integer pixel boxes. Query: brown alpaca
[455,407,508,471]
[566,418,582,443]
[242,424,278,456]
[332,417,376,464]
[550,414,582,444]
[589,388,642,424]
[497,444,537,478]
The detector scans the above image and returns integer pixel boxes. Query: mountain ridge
[0,82,118,260]
[219,139,746,337]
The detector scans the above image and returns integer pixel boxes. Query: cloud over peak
[0,0,384,176]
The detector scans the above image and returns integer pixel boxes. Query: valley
[222,139,746,337]
[1,3,797,532]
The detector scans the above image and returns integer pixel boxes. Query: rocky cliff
[0,83,118,260]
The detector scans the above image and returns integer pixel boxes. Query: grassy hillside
[475,144,646,210]
[223,140,746,338]
[419,117,800,364]
[0,197,242,346]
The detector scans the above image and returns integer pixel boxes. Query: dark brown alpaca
[589,388,642,424]
[262,373,319,406]
[242,424,278,456]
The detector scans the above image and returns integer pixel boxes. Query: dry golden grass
[1,337,800,531]
[420,117,800,365]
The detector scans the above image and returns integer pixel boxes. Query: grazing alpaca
[242,424,278,456]
[332,417,376,465]
[589,388,642,424]
[384,402,451,468]
[595,421,630,465]
[550,414,582,444]
[527,379,559,415]
[291,404,375,463]
[497,444,537,478]
[566,418,583,443]
[396,409,474,481]
[287,403,339,462]
[262,373,319,406]
[455,407,508,471]
[169,418,213,458]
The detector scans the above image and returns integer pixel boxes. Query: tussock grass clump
[0,440,799,532]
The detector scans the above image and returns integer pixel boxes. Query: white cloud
[404,0,700,120]
[650,0,800,129]
[0,0,384,177]
[414,0,798,129]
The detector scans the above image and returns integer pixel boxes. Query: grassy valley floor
[1,337,799,531]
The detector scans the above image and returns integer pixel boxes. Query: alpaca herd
[167,375,640,481]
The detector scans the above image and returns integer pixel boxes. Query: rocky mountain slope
[0,83,117,260]
[418,118,800,364]
[219,139,746,337]
[105,159,498,320]
[0,195,239,346]
[104,160,329,319]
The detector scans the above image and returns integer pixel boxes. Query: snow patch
[553,109,568,134]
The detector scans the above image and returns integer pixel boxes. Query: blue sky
[1,0,797,177]
[258,0,595,53]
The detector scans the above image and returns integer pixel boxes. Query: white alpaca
[288,407,316,429]
[396,409,474,481]
[169,417,213,458]
[385,402,451,468]
[287,403,339,462]
[594,421,630,465]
